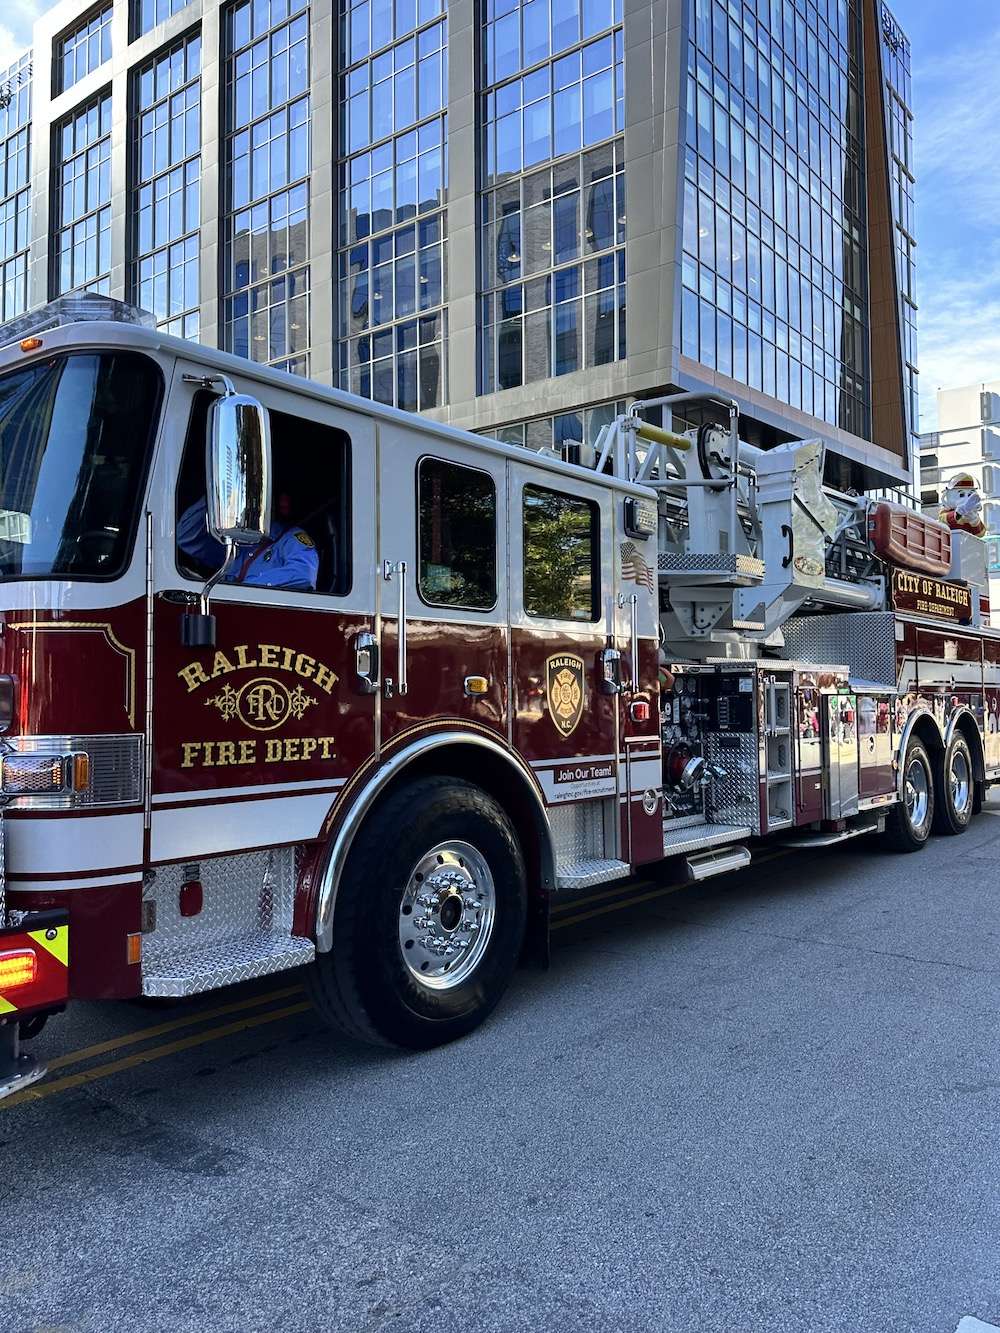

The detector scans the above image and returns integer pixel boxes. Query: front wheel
[884,737,934,852]
[309,776,527,1049]
[933,734,975,836]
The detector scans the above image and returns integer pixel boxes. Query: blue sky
[2,0,998,430]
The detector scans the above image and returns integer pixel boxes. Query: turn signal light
[0,948,37,991]
[70,753,90,792]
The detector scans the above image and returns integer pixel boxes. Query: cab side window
[176,392,352,596]
[522,483,599,621]
[417,457,497,610]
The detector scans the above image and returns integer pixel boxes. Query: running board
[685,845,751,881]
[663,822,753,857]
[555,858,630,892]
[774,817,884,849]
[142,931,316,997]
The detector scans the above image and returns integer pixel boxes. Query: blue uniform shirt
[178,500,319,592]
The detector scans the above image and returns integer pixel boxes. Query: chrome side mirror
[181,378,272,649]
[206,391,272,544]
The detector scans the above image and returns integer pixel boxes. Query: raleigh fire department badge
[545,653,585,737]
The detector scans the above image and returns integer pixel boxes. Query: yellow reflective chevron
[0,995,16,1015]
[28,925,69,968]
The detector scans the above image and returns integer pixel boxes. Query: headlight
[0,751,90,795]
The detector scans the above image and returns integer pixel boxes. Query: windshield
[0,350,161,580]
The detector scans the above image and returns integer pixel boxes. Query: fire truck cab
[0,296,995,1096]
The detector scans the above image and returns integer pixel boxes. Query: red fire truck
[1,296,997,1099]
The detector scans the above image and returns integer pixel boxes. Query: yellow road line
[44,984,304,1075]
[4,1001,313,1109]
[552,848,793,930]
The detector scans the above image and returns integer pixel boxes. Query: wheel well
[377,743,555,908]
[953,712,986,784]
[909,714,944,764]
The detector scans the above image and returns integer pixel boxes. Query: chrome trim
[944,706,980,754]
[628,593,639,692]
[2,734,143,808]
[894,707,943,799]
[315,731,553,952]
[383,559,408,696]
[144,509,154,828]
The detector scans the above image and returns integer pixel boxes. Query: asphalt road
[6,801,1000,1333]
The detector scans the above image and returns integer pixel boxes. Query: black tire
[884,737,934,852]
[308,776,527,1049]
[933,733,975,836]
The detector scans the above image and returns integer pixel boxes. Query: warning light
[0,948,37,991]
[19,337,43,352]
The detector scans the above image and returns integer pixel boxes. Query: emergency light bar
[0,294,155,351]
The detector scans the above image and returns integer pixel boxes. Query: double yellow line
[4,985,312,1110]
[7,846,791,1107]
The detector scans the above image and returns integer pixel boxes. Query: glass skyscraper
[0,0,915,489]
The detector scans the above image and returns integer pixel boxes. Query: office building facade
[1,0,915,487]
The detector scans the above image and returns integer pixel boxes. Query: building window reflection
[680,0,871,439]
[131,34,201,339]
[53,91,112,297]
[57,6,112,95]
[337,0,448,409]
[0,55,31,322]
[222,0,311,375]
[479,1,625,395]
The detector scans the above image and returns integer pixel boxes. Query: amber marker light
[126,933,142,966]
[19,337,43,352]
[70,753,90,791]
[0,948,37,991]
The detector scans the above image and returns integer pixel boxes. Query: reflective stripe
[28,924,69,968]
[0,995,16,1014]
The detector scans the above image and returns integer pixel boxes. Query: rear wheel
[884,737,934,852]
[309,776,527,1049]
[933,734,975,836]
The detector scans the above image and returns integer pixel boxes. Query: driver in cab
[178,491,319,592]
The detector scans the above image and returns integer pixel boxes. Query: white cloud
[912,26,1000,429]
[913,28,1000,221]
[0,1,53,73]
[917,241,1000,428]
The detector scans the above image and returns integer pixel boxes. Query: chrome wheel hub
[950,749,971,815]
[904,758,930,834]
[398,841,496,990]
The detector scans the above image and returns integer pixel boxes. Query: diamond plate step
[556,858,630,891]
[662,822,753,857]
[142,930,316,997]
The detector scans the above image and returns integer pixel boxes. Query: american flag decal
[620,541,655,591]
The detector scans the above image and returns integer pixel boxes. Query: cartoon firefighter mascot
[940,473,987,538]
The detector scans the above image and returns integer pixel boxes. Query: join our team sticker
[545,653,585,738]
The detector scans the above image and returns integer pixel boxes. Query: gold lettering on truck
[177,643,339,694]
[176,643,340,770]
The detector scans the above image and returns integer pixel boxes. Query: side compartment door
[377,423,508,747]
[509,463,619,842]
[150,363,377,863]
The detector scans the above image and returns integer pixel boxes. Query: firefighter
[178,492,319,592]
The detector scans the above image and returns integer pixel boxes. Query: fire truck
[1,295,997,1100]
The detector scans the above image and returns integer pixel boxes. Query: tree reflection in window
[523,483,598,621]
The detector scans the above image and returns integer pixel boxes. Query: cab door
[509,462,619,819]
[149,360,377,863]
[377,421,508,748]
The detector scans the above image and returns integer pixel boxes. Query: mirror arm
[200,538,236,618]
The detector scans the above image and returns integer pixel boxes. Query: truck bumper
[0,909,70,1103]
